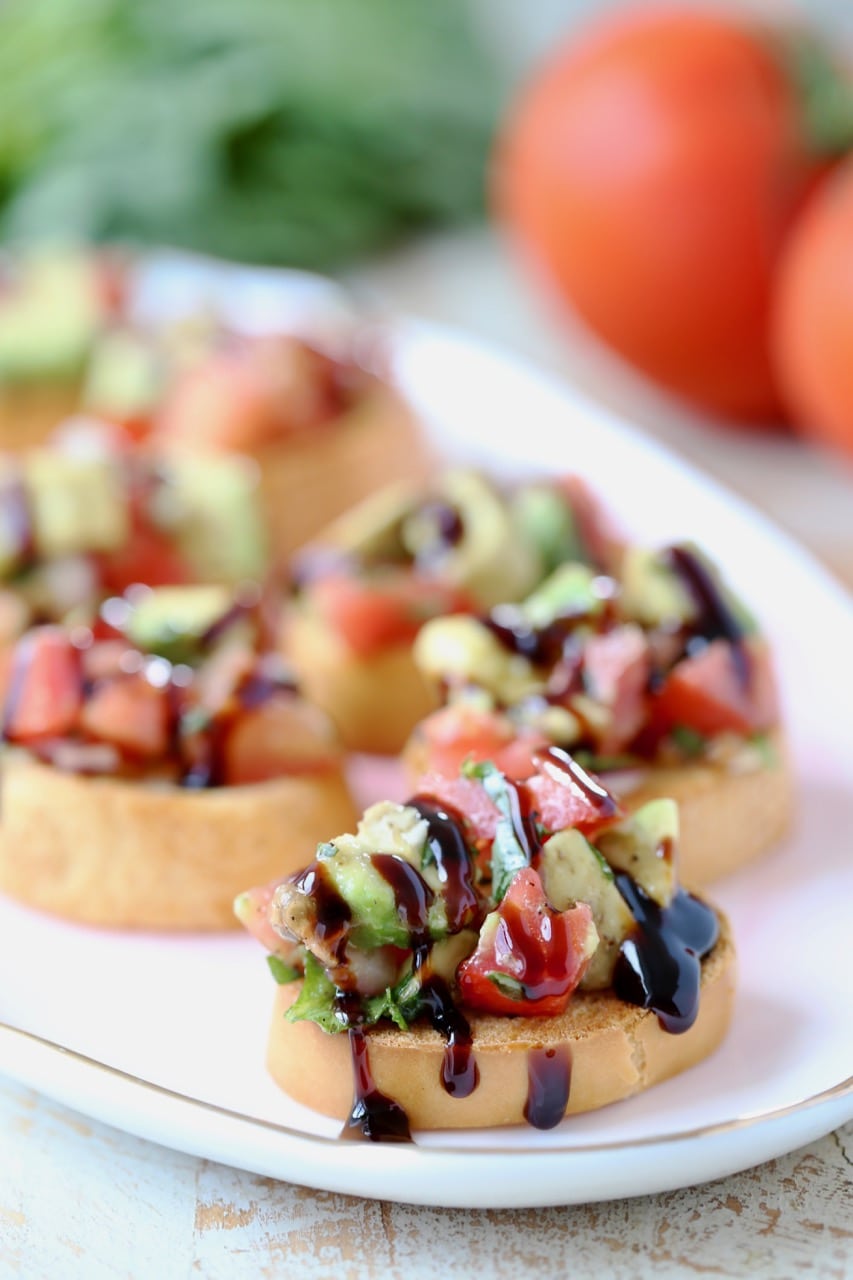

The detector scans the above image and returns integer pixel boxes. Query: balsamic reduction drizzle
[666,545,750,688]
[409,798,479,932]
[343,1028,412,1143]
[524,1046,572,1130]
[295,863,352,966]
[612,874,719,1033]
[532,745,619,822]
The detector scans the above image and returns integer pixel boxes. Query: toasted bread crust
[286,613,440,755]
[255,381,432,561]
[0,382,80,452]
[266,908,735,1130]
[619,731,793,885]
[0,753,357,929]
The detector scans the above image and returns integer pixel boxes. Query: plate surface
[1,267,851,1208]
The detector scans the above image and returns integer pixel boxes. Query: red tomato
[773,157,853,457]
[457,868,596,1016]
[234,879,294,955]
[96,524,191,594]
[495,9,821,421]
[411,704,546,781]
[223,693,341,785]
[581,625,650,753]
[80,672,172,759]
[651,637,778,738]
[2,628,83,742]
[157,337,338,451]
[310,573,473,658]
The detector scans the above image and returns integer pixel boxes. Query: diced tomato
[157,337,339,451]
[310,572,474,658]
[223,692,341,785]
[412,704,546,781]
[581,624,650,753]
[457,868,596,1017]
[651,637,779,739]
[96,524,191,594]
[558,474,625,573]
[234,879,293,955]
[2,628,83,742]
[80,672,172,759]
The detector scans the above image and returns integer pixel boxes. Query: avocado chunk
[125,585,232,663]
[155,454,268,584]
[539,828,635,990]
[84,329,165,420]
[523,562,608,629]
[413,613,543,703]
[596,798,679,908]
[0,251,106,385]
[511,483,584,574]
[25,450,128,559]
[421,471,542,609]
[619,547,696,628]
[318,481,418,563]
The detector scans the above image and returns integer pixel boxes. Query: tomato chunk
[652,637,778,738]
[310,573,473,658]
[96,522,191,594]
[412,704,546,781]
[80,671,172,758]
[457,868,597,1016]
[2,627,83,742]
[581,624,650,753]
[223,692,341,785]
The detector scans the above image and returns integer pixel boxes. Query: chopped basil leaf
[671,724,708,758]
[749,731,778,767]
[362,986,412,1031]
[486,971,525,1000]
[266,955,299,985]
[462,758,530,902]
[284,953,344,1034]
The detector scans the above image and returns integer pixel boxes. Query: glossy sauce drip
[408,797,480,932]
[413,943,479,1099]
[413,501,465,564]
[342,1028,412,1143]
[484,609,576,667]
[666,545,750,687]
[533,745,619,823]
[613,875,719,1033]
[295,862,352,966]
[524,1046,572,1130]
[371,854,434,934]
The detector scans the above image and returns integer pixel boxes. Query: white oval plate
[0,276,851,1208]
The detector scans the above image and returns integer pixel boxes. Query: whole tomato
[494,8,822,423]
[772,156,853,457]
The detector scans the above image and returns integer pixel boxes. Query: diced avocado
[597,798,679,908]
[0,251,106,385]
[619,547,696,627]
[155,454,268,584]
[428,470,541,609]
[320,481,417,563]
[25,451,129,559]
[523,562,606,629]
[84,329,165,419]
[351,801,430,869]
[125,585,231,663]
[511,483,584,575]
[413,614,543,703]
[539,828,634,990]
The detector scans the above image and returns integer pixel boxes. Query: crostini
[0,249,124,450]
[285,471,620,754]
[0,585,356,928]
[408,540,792,884]
[152,329,430,559]
[239,749,735,1135]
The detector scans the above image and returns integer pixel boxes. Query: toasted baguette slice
[0,753,357,929]
[267,908,735,1130]
[286,611,440,755]
[618,731,793,885]
[255,382,432,561]
[0,382,80,452]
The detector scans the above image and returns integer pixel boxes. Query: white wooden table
[2,232,852,1277]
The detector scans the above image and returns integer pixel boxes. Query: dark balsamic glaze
[666,544,750,688]
[372,853,434,933]
[294,863,352,967]
[178,664,293,789]
[532,745,619,823]
[524,1046,572,1130]
[409,797,480,932]
[342,1028,412,1143]
[484,608,580,668]
[612,874,719,1033]
[412,500,465,569]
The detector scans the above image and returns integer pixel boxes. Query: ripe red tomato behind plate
[494,8,821,422]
